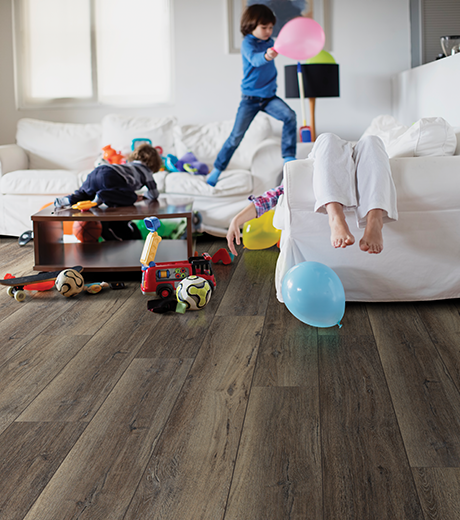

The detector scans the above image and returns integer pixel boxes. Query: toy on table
[72,200,98,212]
[0,266,83,302]
[102,145,125,165]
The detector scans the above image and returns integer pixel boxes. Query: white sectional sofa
[0,113,284,237]
[274,116,460,302]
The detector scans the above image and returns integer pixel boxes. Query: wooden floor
[1,234,460,519]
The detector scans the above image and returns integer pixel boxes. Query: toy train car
[141,253,216,299]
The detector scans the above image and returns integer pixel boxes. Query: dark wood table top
[32,197,194,222]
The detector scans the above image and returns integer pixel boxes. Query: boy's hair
[127,144,162,173]
[240,4,276,36]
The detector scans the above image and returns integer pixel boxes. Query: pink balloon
[274,17,325,61]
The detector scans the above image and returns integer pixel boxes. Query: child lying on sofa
[54,143,161,208]
[226,133,399,256]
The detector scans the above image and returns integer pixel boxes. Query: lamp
[285,62,340,141]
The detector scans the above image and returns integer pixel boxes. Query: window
[13,0,172,108]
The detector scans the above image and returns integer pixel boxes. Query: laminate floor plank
[415,299,460,391]
[216,247,278,317]
[253,282,318,387]
[412,467,460,520]
[40,281,137,336]
[0,294,80,367]
[319,334,423,519]
[0,421,86,519]
[124,316,264,520]
[23,358,191,520]
[368,302,460,467]
[0,334,89,435]
[225,386,322,520]
[17,289,162,423]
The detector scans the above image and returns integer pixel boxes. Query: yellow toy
[140,217,162,267]
[72,200,98,211]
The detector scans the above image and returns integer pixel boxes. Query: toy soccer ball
[176,275,212,311]
[55,269,85,297]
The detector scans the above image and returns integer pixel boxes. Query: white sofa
[274,116,460,302]
[0,113,284,237]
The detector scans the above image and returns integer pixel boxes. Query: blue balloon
[281,261,345,328]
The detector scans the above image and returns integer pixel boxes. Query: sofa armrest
[250,138,284,195]
[0,144,29,176]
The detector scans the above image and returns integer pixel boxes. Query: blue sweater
[240,34,277,98]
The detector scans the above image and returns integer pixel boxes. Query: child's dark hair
[127,144,162,173]
[241,4,276,36]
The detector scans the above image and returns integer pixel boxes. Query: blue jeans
[214,95,297,171]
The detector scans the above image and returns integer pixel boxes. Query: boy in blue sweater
[207,4,296,186]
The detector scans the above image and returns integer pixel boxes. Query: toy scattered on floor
[211,248,233,265]
[281,261,345,328]
[55,268,85,297]
[18,230,33,246]
[176,275,212,311]
[85,282,109,294]
[242,209,281,250]
[147,298,187,314]
[73,220,103,243]
[84,281,126,294]
[142,253,216,298]
[0,266,83,302]
[102,145,125,165]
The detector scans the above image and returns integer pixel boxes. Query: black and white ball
[176,275,212,311]
[55,269,85,297]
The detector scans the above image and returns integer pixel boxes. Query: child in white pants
[226,133,398,255]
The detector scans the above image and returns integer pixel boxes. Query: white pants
[309,133,398,228]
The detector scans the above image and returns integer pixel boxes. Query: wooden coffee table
[31,197,194,272]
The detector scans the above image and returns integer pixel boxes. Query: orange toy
[72,221,102,243]
[102,145,125,165]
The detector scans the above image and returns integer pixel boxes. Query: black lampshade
[285,64,340,98]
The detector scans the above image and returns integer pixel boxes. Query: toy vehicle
[141,253,216,299]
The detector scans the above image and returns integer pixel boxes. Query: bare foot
[359,210,384,254]
[327,206,355,249]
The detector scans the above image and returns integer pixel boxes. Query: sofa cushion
[101,114,177,157]
[1,170,82,195]
[387,117,457,158]
[173,112,272,171]
[16,119,102,171]
[362,115,457,158]
[164,169,252,197]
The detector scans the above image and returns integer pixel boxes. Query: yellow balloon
[243,210,281,250]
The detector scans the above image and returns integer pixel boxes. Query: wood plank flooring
[1,234,460,519]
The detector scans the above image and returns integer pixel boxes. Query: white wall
[0,0,411,145]
[392,52,460,127]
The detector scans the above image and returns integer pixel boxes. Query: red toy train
[141,253,216,299]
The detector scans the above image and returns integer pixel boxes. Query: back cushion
[386,117,457,158]
[102,114,177,156]
[173,112,272,170]
[16,118,102,171]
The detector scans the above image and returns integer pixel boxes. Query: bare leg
[326,202,355,249]
[359,209,384,254]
